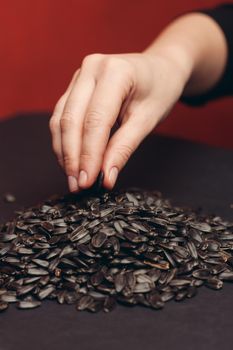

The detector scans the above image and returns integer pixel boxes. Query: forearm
[143,13,228,97]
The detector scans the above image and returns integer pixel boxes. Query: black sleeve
[181,4,233,106]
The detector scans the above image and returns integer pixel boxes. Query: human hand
[49,51,189,192]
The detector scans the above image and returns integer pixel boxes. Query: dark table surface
[0,114,233,350]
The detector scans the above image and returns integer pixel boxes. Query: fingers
[78,70,134,189]
[60,71,96,191]
[102,112,156,189]
[49,70,80,167]
[50,54,140,192]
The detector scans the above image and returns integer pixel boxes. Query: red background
[0,0,232,148]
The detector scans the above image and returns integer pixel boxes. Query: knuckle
[60,111,76,131]
[100,57,118,73]
[82,53,104,67]
[80,152,93,162]
[101,56,131,75]
[84,110,106,130]
[49,116,59,133]
[99,58,135,90]
[116,144,133,163]
[80,153,96,171]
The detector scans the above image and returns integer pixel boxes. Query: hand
[49,51,189,192]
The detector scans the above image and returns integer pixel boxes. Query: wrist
[143,13,228,97]
[143,42,195,91]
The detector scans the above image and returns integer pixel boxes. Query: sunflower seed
[205,278,223,290]
[0,188,232,314]
[17,300,41,309]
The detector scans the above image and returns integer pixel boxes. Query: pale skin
[49,13,227,192]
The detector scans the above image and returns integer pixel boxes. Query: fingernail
[79,170,88,188]
[109,167,118,187]
[68,176,79,192]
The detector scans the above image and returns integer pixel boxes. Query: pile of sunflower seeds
[0,188,233,313]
